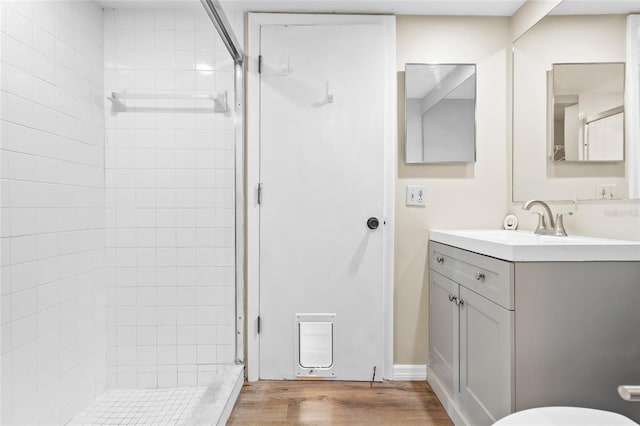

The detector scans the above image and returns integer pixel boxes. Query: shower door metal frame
[200,0,245,365]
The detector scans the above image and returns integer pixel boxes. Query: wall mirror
[550,62,625,162]
[512,2,640,202]
[405,63,476,163]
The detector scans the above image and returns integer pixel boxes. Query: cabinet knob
[436,256,445,264]
[475,272,485,281]
[456,298,464,308]
[448,294,455,302]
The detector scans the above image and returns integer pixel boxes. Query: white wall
[396,16,510,364]
[103,8,237,389]
[0,1,106,424]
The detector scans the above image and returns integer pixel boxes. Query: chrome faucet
[522,199,568,236]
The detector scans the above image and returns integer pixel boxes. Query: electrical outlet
[595,184,618,200]
[406,185,426,206]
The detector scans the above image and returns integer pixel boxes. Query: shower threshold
[67,364,244,426]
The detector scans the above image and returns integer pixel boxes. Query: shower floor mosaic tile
[67,387,207,426]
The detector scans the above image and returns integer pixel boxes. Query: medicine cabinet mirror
[404,63,476,163]
[550,62,625,162]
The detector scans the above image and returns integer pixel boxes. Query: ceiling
[218,0,527,16]
[550,0,640,15]
[97,0,640,16]
[406,64,475,99]
[99,0,202,9]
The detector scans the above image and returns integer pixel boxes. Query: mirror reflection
[512,12,630,202]
[551,63,625,162]
[405,63,476,163]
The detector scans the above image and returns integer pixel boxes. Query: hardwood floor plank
[227,380,453,425]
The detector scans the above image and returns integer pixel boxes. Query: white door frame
[246,13,396,382]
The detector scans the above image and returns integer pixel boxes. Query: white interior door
[258,23,387,381]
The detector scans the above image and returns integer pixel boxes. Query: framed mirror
[550,62,625,162]
[404,63,476,163]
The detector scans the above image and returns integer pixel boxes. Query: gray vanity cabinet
[458,286,514,425]
[428,241,515,426]
[429,238,640,425]
[429,271,459,399]
[513,261,640,421]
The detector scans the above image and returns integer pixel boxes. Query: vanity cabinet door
[459,286,514,426]
[429,271,459,397]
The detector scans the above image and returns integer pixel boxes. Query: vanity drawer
[430,241,514,310]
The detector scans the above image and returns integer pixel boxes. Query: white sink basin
[430,229,640,262]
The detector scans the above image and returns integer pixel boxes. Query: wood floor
[227,380,453,425]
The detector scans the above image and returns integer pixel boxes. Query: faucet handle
[553,213,568,236]
[531,211,548,234]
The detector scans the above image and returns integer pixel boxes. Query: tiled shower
[0,1,243,424]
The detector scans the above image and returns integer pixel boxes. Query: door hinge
[257,182,263,205]
[258,55,262,74]
[257,316,261,334]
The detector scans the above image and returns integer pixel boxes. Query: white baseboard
[392,364,427,381]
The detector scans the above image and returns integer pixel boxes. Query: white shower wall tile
[104,8,236,390]
[0,1,106,424]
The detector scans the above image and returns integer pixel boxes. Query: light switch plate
[595,184,618,200]
[406,185,426,206]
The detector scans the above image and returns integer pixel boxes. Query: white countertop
[430,229,640,262]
